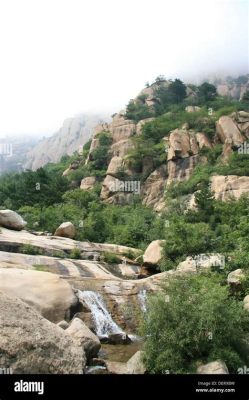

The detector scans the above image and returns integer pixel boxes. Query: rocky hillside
[1,75,249,375]
[24,114,108,170]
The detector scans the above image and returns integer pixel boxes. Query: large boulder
[227,269,245,287]
[210,175,249,201]
[80,176,96,190]
[143,240,165,265]
[66,318,101,360]
[54,222,76,239]
[0,209,27,231]
[0,291,85,374]
[126,351,146,374]
[216,116,245,146]
[197,360,229,374]
[0,268,78,323]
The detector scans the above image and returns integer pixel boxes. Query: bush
[143,273,249,373]
[69,248,81,259]
[103,251,120,264]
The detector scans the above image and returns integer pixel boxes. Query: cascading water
[138,289,147,313]
[78,290,124,338]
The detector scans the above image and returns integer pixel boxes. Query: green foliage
[143,273,249,373]
[103,251,120,264]
[20,244,41,255]
[198,82,217,103]
[125,99,154,122]
[0,168,69,210]
[69,248,82,259]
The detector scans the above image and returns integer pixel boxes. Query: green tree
[198,82,217,102]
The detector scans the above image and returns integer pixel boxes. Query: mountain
[1,75,249,375]
[24,113,109,171]
[0,135,40,175]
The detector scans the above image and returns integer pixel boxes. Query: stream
[78,289,145,369]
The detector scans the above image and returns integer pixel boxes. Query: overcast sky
[0,0,248,137]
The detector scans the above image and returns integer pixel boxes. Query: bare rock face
[143,240,166,265]
[111,139,134,157]
[216,116,245,146]
[106,156,124,177]
[185,106,201,113]
[110,113,136,143]
[80,176,97,190]
[167,155,200,185]
[197,360,229,374]
[66,318,101,360]
[0,268,78,323]
[54,222,76,239]
[210,175,249,201]
[167,128,194,160]
[0,209,27,231]
[142,165,167,211]
[0,291,85,374]
[196,132,212,149]
[25,114,106,170]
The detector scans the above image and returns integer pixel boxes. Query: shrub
[103,251,120,264]
[143,273,249,373]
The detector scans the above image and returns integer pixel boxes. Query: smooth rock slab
[0,268,78,323]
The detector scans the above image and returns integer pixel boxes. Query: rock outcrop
[80,176,97,190]
[0,209,27,231]
[142,165,167,211]
[54,222,76,239]
[197,360,229,374]
[143,240,165,265]
[210,175,249,201]
[216,116,245,146]
[0,291,85,374]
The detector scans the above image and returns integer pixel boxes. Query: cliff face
[24,114,108,170]
[83,108,249,212]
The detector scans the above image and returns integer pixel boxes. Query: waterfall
[138,289,147,313]
[78,290,124,338]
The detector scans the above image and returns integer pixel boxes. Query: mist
[0,0,248,137]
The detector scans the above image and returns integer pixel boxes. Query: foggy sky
[0,0,248,137]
